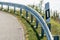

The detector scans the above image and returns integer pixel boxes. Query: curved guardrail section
[0,2,53,40]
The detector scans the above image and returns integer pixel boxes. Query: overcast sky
[0,0,60,12]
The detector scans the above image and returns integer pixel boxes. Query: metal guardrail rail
[0,2,53,40]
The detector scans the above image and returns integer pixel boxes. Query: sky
[0,0,60,12]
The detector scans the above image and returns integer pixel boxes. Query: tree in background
[39,0,43,14]
[28,0,44,15]
[55,11,59,18]
[53,11,56,20]
[53,10,59,20]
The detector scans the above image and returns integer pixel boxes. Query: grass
[51,18,60,35]
[0,7,60,40]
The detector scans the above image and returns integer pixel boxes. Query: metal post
[30,5,34,23]
[8,5,9,11]
[45,2,51,31]
[26,10,28,19]
[45,2,50,23]
[31,15,33,23]
[54,36,59,40]
[35,19,38,28]
[20,8,22,16]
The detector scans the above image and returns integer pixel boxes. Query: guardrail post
[26,10,28,19]
[14,7,15,14]
[20,8,22,16]
[30,5,34,23]
[35,19,38,28]
[31,15,33,23]
[7,5,9,11]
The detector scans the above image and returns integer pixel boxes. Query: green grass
[0,8,60,40]
[51,18,60,35]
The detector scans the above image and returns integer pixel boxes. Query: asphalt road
[0,11,25,40]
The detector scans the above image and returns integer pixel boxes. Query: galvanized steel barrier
[0,2,53,40]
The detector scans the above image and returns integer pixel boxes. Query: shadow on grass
[21,16,43,40]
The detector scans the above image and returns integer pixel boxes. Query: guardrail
[0,2,53,40]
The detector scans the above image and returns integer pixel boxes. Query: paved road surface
[0,11,25,40]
